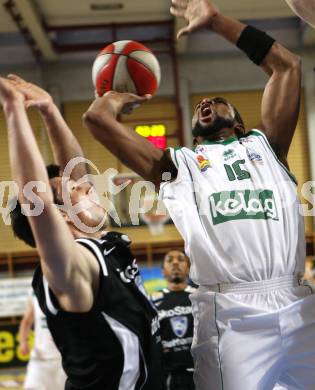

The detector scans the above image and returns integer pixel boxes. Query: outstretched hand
[170,0,219,39]
[7,74,53,113]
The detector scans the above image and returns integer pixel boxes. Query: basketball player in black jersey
[0,75,162,390]
[152,250,195,390]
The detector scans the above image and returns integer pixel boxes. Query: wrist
[3,98,25,116]
[207,11,221,31]
[39,101,57,118]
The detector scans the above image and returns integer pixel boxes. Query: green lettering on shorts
[209,189,279,225]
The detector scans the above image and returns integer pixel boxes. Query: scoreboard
[135,124,167,149]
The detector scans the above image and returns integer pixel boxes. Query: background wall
[1,31,315,254]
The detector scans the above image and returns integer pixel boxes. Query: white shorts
[24,358,66,390]
[190,275,315,390]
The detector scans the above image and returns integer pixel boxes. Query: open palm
[170,0,219,39]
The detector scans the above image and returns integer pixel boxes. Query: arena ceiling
[0,0,313,66]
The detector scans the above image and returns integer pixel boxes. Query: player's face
[163,250,190,284]
[192,97,235,136]
[50,177,108,230]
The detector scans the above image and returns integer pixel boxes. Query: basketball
[92,40,161,97]
[284,0,315,29]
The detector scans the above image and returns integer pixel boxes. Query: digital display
[135,124,167,149]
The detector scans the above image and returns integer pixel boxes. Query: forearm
[40,103,88,179]
[5,101,52,203]
[210,13,299,74]
[209,13,246,44]
[83,109,165,185]
[19,318,32,345]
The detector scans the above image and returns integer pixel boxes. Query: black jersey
[32,232,162,390]
[152,287,195,374]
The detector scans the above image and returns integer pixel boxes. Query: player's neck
[72,228,107,240]
[167,281,188,292]
[195,127,236,145]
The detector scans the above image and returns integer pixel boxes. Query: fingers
[177,25,191,39]
[132,93,152,102]
[7,74,25,83]
[170,6,186,17]
[171,0,188,8]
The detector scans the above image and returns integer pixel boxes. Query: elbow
[82,110,99,130]
[82,110,104,141]
[289,54,301,71]
[267,43,301,73]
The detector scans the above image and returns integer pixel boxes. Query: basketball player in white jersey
[83,0,315,388]
[20,294,66,390]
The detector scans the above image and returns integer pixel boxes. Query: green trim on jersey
[244,129,298,185]
[196,135,238,148]
[168,147,180,169]
[214,293,224,390]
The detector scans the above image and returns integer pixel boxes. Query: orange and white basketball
[92,40,161,97]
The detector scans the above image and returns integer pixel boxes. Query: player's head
[192,97,245,143]
[162,249,190,285]
[49,175,108,233]
[10,164,107,247]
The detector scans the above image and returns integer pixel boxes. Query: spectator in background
[19,293,66,390]
[152,250,195,390]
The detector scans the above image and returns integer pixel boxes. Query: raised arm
[0,78,97,312]
[7,74,89,181]
[171,0,301,162]
[83,91,177,187]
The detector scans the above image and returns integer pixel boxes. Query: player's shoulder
[240,128,266,143]
[151,288,169,302]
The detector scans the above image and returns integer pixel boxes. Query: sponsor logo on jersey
[223,148,237,161]
[195,145,207,153]
[170,316,188,338]
[240,137,254,144]
[162,336,193,349]
[209,189,279,225]
[158,305,192,320]
[117,259,139,283]
[247,148,263,164]
[103,247,115,256]
[197,155,211,172]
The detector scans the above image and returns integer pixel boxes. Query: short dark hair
[46,164,61,179]
[162,249,188,267]
[10,164,61,248]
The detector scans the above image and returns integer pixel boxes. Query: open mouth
[199,105,213,123]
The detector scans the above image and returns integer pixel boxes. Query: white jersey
[160,129,305,285]
[31,294,61,360]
